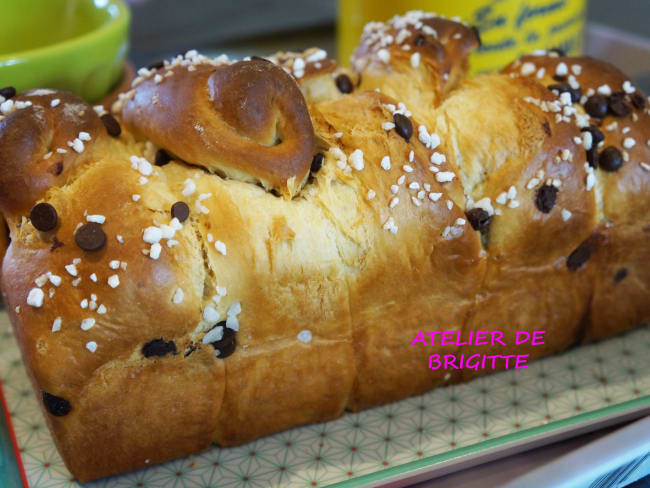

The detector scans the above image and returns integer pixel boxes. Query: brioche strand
[121,54,316,199]
[501,53,650,341]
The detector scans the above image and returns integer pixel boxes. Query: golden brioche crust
[269,48,337,81]
[122,57,316,198]
[0,12,648,483]
[352,10,479,126]
[502,53,650,343]
[0,80,476,479]
[430,73,599,379]
[268,48,357,105]
[0,90,110,218]
[503,54,650,223]
[308,91,483,409]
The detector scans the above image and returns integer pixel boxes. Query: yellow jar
[338,0,587,75]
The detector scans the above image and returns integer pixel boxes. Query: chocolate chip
[567,241,591,271]
[582,127,603,169]
[471,26,481,46]
[542,121,551,136]
[547,83,567,92]
[42,391,71,416]
[393,113,413,142]
[466,208,491,232]
[584,95,608,118]
[535,185,558,213]
[549,47,566,57]
[581,125,604,146]
[614,268,628,282]
[608,92,631,117]
[30,203,58,232]
[547,83,581,103]
[142,338,177,357]
[599,146,623,172]
[335,74,353,94]
[552,74,567,82]
[414,34,426,46]
[210,324,236,359]
[311,153,324,173]
[54,161,64,175]
[217,336,236,358]
[630,93,645,109]
[100,113,121,138]
[171,201,190,222]
[50,236,63,251]
[0,86,16,100]
[154,149,171,166]
[74,222,106,252]
[586,147,598,168]
[147,60,165,70]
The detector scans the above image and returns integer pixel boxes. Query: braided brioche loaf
[0,11,648,482]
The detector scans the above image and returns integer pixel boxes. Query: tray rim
[329,396,650,488]
[0,377,29,488]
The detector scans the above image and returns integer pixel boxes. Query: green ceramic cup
[0,0,130,103]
